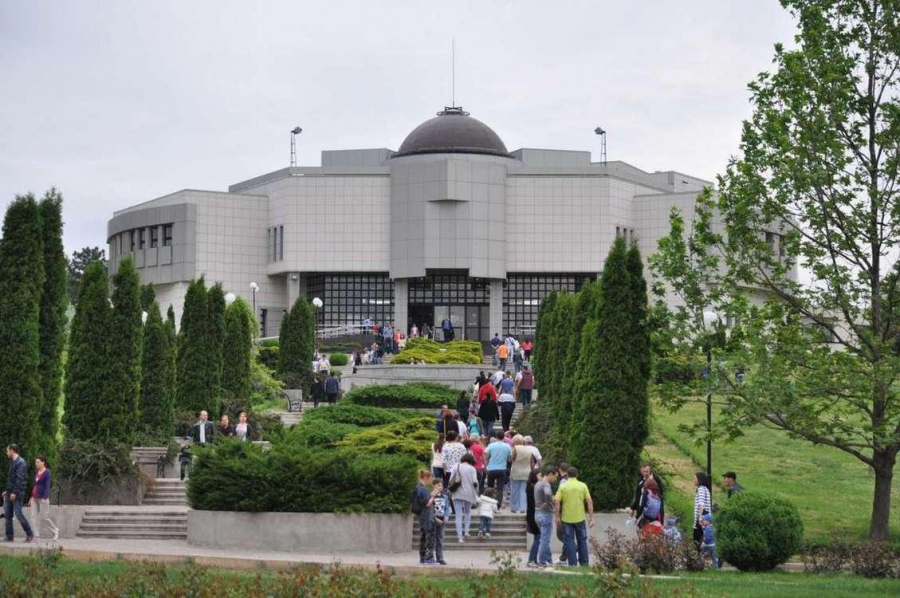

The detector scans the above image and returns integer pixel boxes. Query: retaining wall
[344,364,485,392]
[7,505,89,539]
[188,511,413,554]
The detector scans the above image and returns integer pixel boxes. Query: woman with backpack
[635,477,664,538]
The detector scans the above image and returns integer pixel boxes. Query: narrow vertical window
[279,225,284,261]
[150,227,159,248]
[163,224,173,247]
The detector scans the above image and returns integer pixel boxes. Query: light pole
[702,309,719,494]
[250,282,259,333]
[224,292,236,306]
[141,311,148,325]
[312,297,323,353]
[290,126,302,167]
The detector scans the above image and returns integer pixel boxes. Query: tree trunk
[869,449,896,541]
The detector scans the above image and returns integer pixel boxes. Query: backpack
[643,493,661,520]
[410,486,424,515]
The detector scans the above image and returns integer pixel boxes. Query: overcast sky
[0,1,798,255]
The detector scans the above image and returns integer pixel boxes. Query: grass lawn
[1,554,899,597]
[651,400,900,542]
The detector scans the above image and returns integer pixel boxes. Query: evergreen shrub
[300,403,421,428]
[256,346,280,370]
[286,421,362,448]
[188,440,418,513]
[336,417,434,463]
[391,338,482,364]
[341,382,457,408]
[329,352,349,366]
[718,492,804,571]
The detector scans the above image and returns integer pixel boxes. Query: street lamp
[312,297,323,351]
[290,126,302,167]
[141,311,148,325]
[224,292,236,306]
[701,309,719,492]
[250,282,259,327]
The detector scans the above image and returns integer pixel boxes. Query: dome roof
[394,107,510,158]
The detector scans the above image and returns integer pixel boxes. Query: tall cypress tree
[109,257,143,441]
[278,296,315,393]
[571,237,643,508]
[64,261,113,441]
[625,242,651,457]
[207,283,226,408]
[532,291,558,409]
[0,195,45,461]
[140,283,156,311]
[37,190,67,461]
[165,304,177,402]
[177,278,216,414]
[546,292,575,410]
[221,297,253,403]
[140,302,174,439]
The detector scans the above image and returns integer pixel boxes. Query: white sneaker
[458,538,464,544]
[485,533,491,538]
[554,558,567,565]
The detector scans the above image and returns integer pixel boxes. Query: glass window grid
[150,227,158,248]
[163,224,173,247]
[503,274,592,335]
[307,273,394,327]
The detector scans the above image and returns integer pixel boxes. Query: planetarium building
[107,107,712,339]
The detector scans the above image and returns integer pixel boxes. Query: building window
[503,274,592,337]
[150,227,159,248]
[163,224,173,247]
[267,229,271,263]
[260,308,268,338]
[279,225,284,261]
[616,226,621,238]
[307,273,394,329]
[272,227,278,262]
[129,231,135,252]
[138,228,145,249]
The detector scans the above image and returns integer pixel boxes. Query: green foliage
[57,439,138,485]
[653,353,703,385]
[0,195,44,461]
[249,359,284,407]
[207,283,226,400]
[391,338,482,364]
[221,297,253,401]
[176,278,217,415]
[140,302,175,439]
[278,296,315,393]
[512,400,565,466]
[328,352,349,366]
[66,246,106,306]
[64,262,112,441]
[341,382,458,409]
[139,283,155,312]
[300,403,421,428]
[336,417,435,462]
[286,421,362,448]
[547,292,576,434]
[532,291,556,395]
[37,190,68,463]
[718,492,804,572]
[570,237,650,509]
[108,257,143,441]
[256,345,279,369]
[187,439,418,513]
[259,338,279,348]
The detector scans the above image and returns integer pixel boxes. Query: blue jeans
[564,521,589,566]
[4,492,33,539]
[536,511,554,564]
[528,527,541,563]
[479,516,493,534]
[519,389,532,407]
[509,479,527,512]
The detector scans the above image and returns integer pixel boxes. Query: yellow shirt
[555,479,591,523]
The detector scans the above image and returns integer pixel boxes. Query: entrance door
[450,306,466,340]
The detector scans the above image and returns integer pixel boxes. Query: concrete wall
[188,511,412,554]
[526,512,634,555]
[7,505,89,539]
[344,364,485,392]
[57,476,146,506]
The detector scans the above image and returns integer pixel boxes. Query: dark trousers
[500,402,516,431]
[486,470,507,509]
[483,419,496,436]
[564,521,590,566]
[434,522,445,562]
[519,389,533,407]
[693,524,703,551]
[418,513,435,561]
[477,469,485,494]
[499,358,507,371]
[326,392,338,404]
[4,492,33,539]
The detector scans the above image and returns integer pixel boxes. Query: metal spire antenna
[290,126,302,167]
[594,127,607,165]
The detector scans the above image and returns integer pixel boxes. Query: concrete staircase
[143,478,188,506]
[77,507,188,540]
[412,510,528,552]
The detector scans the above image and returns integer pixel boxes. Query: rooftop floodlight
[290,127,303,166]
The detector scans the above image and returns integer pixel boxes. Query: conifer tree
[165,304,177,400]
[64,261,113,441]
[546,292,575,414]
[207,283,226,403]
[278,296,315,393]
[109,257,143,441]
[177,278,215,414]
[625,242,651,455]
[140,302,174,438]
[0,195,45,460]
[37,190,67,461]
[532,291,558,409]
[140,283,156,311]
[221,297,253,402]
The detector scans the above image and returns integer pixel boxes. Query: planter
[188,510,412,554]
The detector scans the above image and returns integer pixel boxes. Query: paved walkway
[0,537,540,575]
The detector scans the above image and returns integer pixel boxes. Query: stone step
[80,523,188,532]
[143,499,189,506]
[82,517,188,525]
[146,489,187,495]
[76,530,187,540]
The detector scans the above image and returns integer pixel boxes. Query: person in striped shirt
[692,471,712,551]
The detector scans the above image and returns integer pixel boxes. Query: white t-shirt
[492,370,505,385]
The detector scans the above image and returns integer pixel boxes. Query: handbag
[449,466,462,492]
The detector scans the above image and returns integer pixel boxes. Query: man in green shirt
[553,467,594,566]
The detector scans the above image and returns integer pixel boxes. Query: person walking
[496,342,509,371]
[234,411,251,442]
[722,471,744,497]
[477,488,499,537]
[525,468,541,568]
[456,391,470,425]
[554,466,594,566]
[508,435,538,513]
[30,456,58,542]
[440,431,466,488]
[411,470,436,565]
[467,435,486,493]
[522,338,533,361]
[629,463,665,519]
[324,371,340,404]
[515,365,535,407]
[192,411,215,444]
[449,453,479,543]
[497,373,517,432]
[477,393,499,437]
[431,435,445,482]
[4,444,34,543]
[218,414,235,437]
[692,471,712,551]
[635,478,664,534]
[534,465,558,567]
[484,432,512,509]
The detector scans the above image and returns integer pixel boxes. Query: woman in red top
[522,339,533,361]
[465,436,487,494]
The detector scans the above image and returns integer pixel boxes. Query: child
[411,469,436,565]
[663,517,682,545]
[477,487,499,538]
[700,513,719,569]
[432,480,449,566]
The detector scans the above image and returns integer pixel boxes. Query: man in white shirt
[491,369,505,386]
[192,410,215,444]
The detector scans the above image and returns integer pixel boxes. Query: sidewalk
[0,537,535,575]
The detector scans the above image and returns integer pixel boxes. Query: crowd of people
[3,444,57,543]
[190,409,253,444]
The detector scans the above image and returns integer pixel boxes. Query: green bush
[249,359,284,406]
[188,439,418,513]
[391,338,482,364]
[256,345,279,370]
[329,352,349,366]
[341,382,458,409]
[300,403,421,428]
[287,421,362,448]
[653,353,703,385]
[718,492,804,571]
[336,417,435,463]
[58,439,139,485]
[259,338,279,348]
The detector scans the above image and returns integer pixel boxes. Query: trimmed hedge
[337,417,435,463]
[286,421,362,448]
[342,382,458,409]
[718,492,804,571]
[188,439,418,513]
[329,352,349,366]
[300,403,422,427]
[391,338,482,364]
